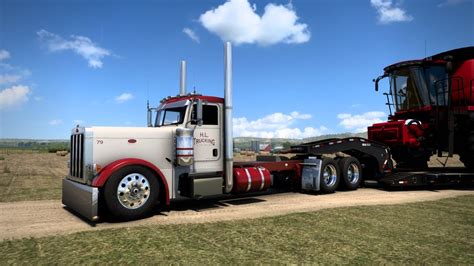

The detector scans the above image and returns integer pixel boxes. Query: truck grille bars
[70,133,84,179]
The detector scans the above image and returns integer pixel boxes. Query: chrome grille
[70,133,84,179]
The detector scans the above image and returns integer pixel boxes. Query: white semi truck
[63,42,396,221]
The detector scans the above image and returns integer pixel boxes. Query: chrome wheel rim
[347,163,360,184]
[323,164,337,186]
[117,173,150,209]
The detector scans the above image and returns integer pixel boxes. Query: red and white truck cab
[63,42,397,222]
[63,43,261,221]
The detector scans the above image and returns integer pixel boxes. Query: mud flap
[301,158,322,192]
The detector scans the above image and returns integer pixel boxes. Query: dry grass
[0,149,68,202]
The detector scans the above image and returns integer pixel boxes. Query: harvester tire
[393,152,429,169]
[338,157,362,190]
[320,158,340,193]
[461,131,474,170]
[104,165,160,221]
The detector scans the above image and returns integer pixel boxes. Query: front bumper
[62,178,100,221]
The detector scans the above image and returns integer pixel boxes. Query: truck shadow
[160,188,294,214]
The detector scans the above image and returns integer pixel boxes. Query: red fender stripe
[91,158,170,205]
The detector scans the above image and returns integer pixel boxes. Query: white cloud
[34,96,43,101]
[0,50,10,61]
[115,93,134,103]
[338,111,386,133]
[0,74,22,85]
[370,0,413,24]
[183,28,200,43]
[233,111,327,139]
[0,85,30,110]
[49,119,62,126]
[0,61,31,85]
[199,0,310,46]
[37,29,112,68]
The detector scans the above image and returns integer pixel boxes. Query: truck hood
[86,126,176,139]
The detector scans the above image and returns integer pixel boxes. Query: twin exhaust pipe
[178,42,234,193]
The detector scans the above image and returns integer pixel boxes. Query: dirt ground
[0,188,473,241]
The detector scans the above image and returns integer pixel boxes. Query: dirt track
[1,188,473,241]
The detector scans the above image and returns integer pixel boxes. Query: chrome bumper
[62,178,100,221]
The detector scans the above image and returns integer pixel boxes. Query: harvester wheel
[320,158,340,193]
[338,157,362,190]
[104,165,160,221]
[393,151,429,169]
[460,131,474,170]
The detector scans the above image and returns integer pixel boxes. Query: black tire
[320,158,340,193]
[338,157,363,190]
[460,132,474,169]
[393,151,429,169]
[104,165,160,221]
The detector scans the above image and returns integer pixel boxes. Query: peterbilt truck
[63,43,395,221]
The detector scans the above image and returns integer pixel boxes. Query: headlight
[85,163,103,184]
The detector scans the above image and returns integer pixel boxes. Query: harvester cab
[369,47,474,169]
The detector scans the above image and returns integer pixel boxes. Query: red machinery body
[451,59,474,107]
[368,119,427,149]
[232,166,272,194]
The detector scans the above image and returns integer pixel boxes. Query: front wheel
[104,165,160,221]
[320,158,340,193]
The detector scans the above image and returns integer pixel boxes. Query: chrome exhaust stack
[224,42,233,193]
[180,60,186,96]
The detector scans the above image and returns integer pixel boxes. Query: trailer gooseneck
[62,44,474,222]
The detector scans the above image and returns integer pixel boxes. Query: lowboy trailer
[62,43,473,222]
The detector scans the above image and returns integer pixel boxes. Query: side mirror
[373,78,379,92]
[196,99,203,126]
[147,101,153,127]
[373,74,387,92]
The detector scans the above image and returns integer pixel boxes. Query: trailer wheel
[320,158,340,193]
[104,165,160,221]
[338,157,362,190]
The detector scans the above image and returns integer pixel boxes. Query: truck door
[190,103,223,173]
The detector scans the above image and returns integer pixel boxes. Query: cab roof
[383,46,474,73]
[160,94,224,105]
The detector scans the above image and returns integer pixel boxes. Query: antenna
[424,40,427,57]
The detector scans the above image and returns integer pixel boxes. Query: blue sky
[0,0,472,139]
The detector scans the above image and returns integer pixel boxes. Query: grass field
[1,195,473,264]
[0,149,68,202]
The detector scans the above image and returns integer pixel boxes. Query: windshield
[389,65,446,112]
[155,106,187,126]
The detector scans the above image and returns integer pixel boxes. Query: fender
[92,158,170,205]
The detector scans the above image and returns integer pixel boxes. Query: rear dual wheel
[320,158,340,193]
[337,157,363,190]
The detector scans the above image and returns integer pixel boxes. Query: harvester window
[391,67,430,111]
[191,104,218,125]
